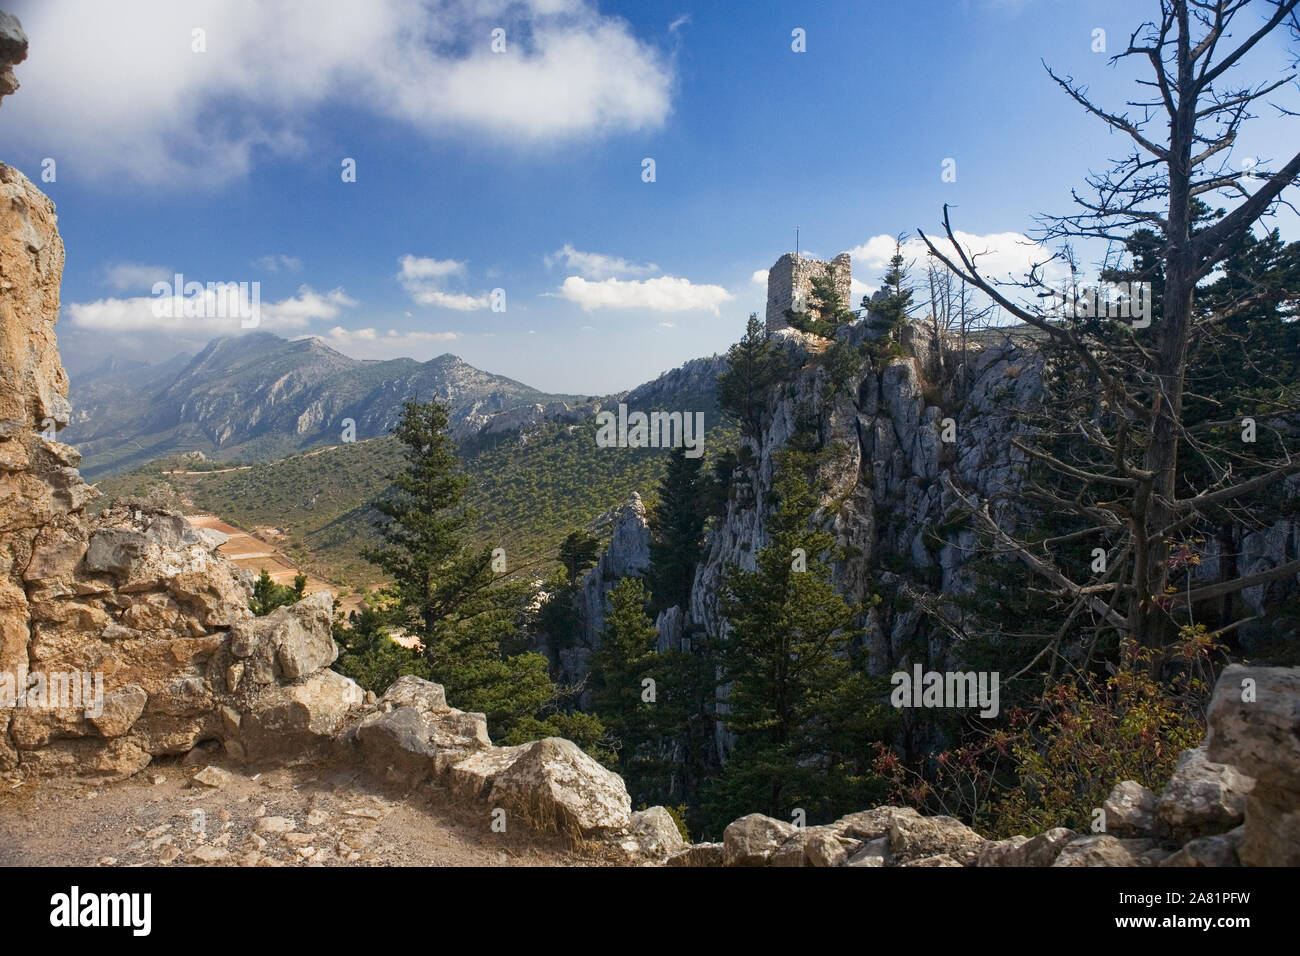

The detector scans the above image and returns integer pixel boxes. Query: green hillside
[94,414,737,591]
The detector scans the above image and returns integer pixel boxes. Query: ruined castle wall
[765,252,853,332]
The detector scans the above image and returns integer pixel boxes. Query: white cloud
[850,278,878,302]
[263,286,356,327]
[397,255,491,310]
[554,275,733,313]
[849,232,1065,287]
[545,244,659,280]
[102,262,172,292]
[5,0,674,185]
[253,254,303,273]
[751,269,768,286]
[66,284,355,332]
[315,325,459,360]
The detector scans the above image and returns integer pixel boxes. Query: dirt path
[0,755,612,867]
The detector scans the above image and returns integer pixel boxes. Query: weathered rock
[769,837,808,867]
[353,707,437,782]
[1103,780,1159,837]
[239,670,364,760]
[1205,665,1300,791]
[845,836,889,867]
[1204,666,1300,866]
[90,684,147,738]
[625,806,687,862]
[1052,835,1154,867]
[1156,746,1253,838]
[805,829,850,867]
[1162,826,1244,867]
[379,675,448,716]
[1016,827,1076,867]
[483,737,632,836]
[191,765,233,788]
[723,813,797,866]
[84,529,147,578]
[256,816,295,834]
[666,842,724,867]
[976,835,1030,867]
[834,805,921,841]
[888,813,986,866]
[447,743,531,802]
[188,845,229,864]
[900,853,962,867]
[0,11,27,105]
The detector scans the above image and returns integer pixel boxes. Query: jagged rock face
[0,164,362,777]
[690,327,1044,678]
[561,493,651,693]
[0,12,26,105]
[1205,664,1300,865]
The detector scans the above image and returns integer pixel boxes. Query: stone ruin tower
[765,251,853,333]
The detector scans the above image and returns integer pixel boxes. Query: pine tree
[704,450,886,830]
[362,398,561,740]
[591,577,659,773]
[867,238,916,341]
[648,447,708,614]
[718,313,786,438]
[249,568,304,615]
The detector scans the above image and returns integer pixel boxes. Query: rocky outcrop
[0,161,362,779]
[0,11,25,105]
[1205,664,1300,866]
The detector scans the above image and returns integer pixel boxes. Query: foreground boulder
[623,806,687,862]
[723,814,796,866]
[447,736,632,837]
[347,675,490,782]
[1156,746,1253,840]
[1205,665,1300,866]
[888,813,986,866]
[1102,780,1159,837]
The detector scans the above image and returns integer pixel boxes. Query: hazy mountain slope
[91,354,735,589]
[65,332,585,479]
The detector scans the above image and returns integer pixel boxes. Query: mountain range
[77,332,733,586]
[65,332,588,480]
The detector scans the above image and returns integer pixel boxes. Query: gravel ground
[0,753,617,867]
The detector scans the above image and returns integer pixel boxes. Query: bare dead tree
[919,0,1300,659]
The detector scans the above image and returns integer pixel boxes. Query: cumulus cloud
[751,269,768,286]
[848,232,1066,287]
[554,275,732,313]
[545,244,659,280]
[5,0,674,185]
[397,255,492,310]
[263,286,356,326]
[66,284,355,332]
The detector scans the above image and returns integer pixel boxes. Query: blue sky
[3,0,1297,393]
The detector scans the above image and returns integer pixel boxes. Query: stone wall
[0,162,367,777]
[765,252,853,333]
